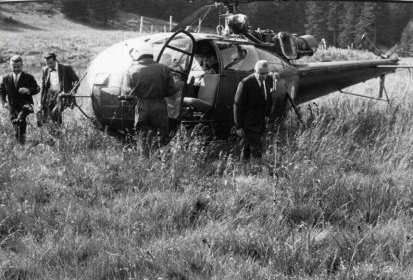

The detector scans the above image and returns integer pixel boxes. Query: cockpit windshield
[217,43,258,72]
[151,35,193,71]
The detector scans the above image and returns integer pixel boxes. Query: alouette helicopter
[2,0,413,136]
[70,0,413,136]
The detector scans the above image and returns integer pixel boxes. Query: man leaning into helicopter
[119,44,177,151]
[234,60,274,167]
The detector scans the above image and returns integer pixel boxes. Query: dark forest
[62,0,413,54]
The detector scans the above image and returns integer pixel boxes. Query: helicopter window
[256,48,278,64]
[256,48,282,72]
[152,36,194,71]
[218,43,258,72]
[153,36,194,119]
[151,35,188,46]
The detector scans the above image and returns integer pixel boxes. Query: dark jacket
[234,73,273,133]
[41,63,79,104]
[126,58,176,99]
[0,72,39,108]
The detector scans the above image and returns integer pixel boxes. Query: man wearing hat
[0,55,40,144]
[39,52,79,126]
[121,44,177,150]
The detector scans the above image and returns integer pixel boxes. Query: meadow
[2,5,413,280]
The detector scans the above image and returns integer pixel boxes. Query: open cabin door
[155,30,196,120]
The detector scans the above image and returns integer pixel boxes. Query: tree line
[62,0,413,54]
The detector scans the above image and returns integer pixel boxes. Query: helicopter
[3,0,413,136]
[68,0,413,137]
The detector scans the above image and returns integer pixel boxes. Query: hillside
[2,4,413,280]
[0,2,173,75]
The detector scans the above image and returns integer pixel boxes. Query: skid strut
[340,74,390,104]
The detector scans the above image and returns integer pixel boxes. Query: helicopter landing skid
[339,68,412,106]
[60,94,93,120]
[339,89,390,103]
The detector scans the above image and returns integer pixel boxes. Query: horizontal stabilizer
[376,65,413,68]
[241,0,413,3]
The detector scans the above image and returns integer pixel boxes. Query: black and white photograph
[1,0,413,279]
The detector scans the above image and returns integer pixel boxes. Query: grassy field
[2,5,413,280]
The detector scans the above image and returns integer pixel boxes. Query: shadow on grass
[0,16,43,32]
[63,16,136,31]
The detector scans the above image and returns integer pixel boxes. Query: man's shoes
[12,118,22,125]
[22,104,34,114]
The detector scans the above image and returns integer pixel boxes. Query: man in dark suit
[39,52,79,126]
[0,55,40,144]
[234,60,274,163]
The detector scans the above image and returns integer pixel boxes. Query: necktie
[260,81,266,101]
[14,74,18,88]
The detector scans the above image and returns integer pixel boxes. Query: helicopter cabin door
[214,42,259,132]
[155,30,196,120]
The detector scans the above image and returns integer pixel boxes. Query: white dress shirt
[13,72,21,88]
[49,64,60,92]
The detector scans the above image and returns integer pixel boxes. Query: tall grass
[2,88,413,279]
[299,46,379,63]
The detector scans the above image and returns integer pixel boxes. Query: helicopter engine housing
[295,35,318,58]
[227,14,249,35]
[271,32,318,60]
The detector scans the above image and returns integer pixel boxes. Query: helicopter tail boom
[294,58,410,104]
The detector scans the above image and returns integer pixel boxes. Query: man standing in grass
[0,55,40,144]
[39,52,79,127]
[120,44,177,154]
[234,60,274,168]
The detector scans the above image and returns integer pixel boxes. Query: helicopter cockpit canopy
[84,33,195,128]
[86,34,193,90]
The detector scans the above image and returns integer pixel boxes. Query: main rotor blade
[0,0,48,3]
[173,5,218,32]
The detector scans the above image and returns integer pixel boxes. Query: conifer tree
[326,2,342,46]
[400,19,413,56]
[93,0,117,25]
[245,2,305,34]
[355,3,378,47]
[304,2,328,41]
[338,3,362,48]
[61,0,88,21]
[385,4,413,45]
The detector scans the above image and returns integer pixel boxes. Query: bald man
[0,55,39,144]
[234,60,274,163]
